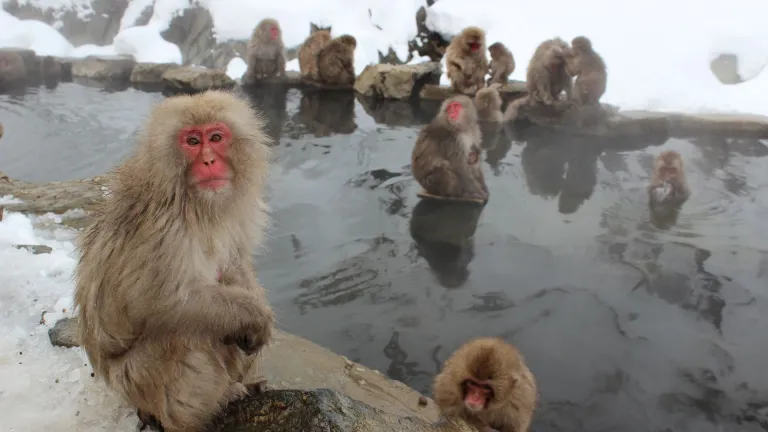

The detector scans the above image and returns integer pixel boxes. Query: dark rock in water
[14,244,53,255]
[354,62,442,100]
[206,388,475,432]
[48,317,80,348]
[130,62,181,84]
[72,55,136,82]
[162,66,236,93]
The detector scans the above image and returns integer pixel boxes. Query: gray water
[2,83,768,432]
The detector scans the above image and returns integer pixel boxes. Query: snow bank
[0,208,136,431]
[428,0,768,115]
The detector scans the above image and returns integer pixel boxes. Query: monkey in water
[487,42,515,86]
[526,38,573,106]
[474,85,504,150]
[243,18,286,84]
[73,91,275,432]
[316,34,357,86]
[0,50,27,90]
[412,95,488,202]
[434,337,538,432]
[564,36,607,106]
[648,150,691,208]
[445,26,489,95]
[298,26,332,82]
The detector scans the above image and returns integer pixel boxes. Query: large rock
[72,55,136,82]
[419,81,527,102]
[162,66,236,92]
[710,53,743,84]
[161,5,216,66]
[354,62,442,100]
[130,62,181,84]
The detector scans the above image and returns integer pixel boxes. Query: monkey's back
[298,31,331,78]
[317,41,355,85]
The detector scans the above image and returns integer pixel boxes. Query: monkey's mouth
[194,176,231,190]
[469,42,480,51]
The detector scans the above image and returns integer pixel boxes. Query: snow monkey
[73,90,275,432]
[434,337,538,432]
[564,36,607,106]
[487,42,515,86]
[411,95,488,202]
[316,34,357,86]
[243,18,286,84]
[445,26,489,95]
[298,25,332,82]
[526,37,573,105]
[648,150,691,208]
[474,85,504,150]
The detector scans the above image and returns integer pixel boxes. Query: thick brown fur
[73,91,275,432]
[565,36,607,105]
[648,150,691,206]
[474,85,503,122]
[412,95,488,201]
[445,26,489,95]
[434,337,538,432]
[0,51,27,89]
[298,28,332,82]
[526,38,573,105]
[487,42,515,86]
[243,18,286,84]
[316,35,357,86]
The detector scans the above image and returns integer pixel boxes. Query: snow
[0,208,136,431]
[225,56,247,80]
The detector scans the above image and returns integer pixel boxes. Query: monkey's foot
[137,409,165,432]
[245,377,270,394]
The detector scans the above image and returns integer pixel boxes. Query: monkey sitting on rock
[243,18,286,85]
[564,36,607,106]
[316,34,357,87]
[445,26,489,95]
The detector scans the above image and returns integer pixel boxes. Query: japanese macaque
[434,337,538,432]
[316,35,357,86]
[298,27,332,82]
[474,85,504,150]
[526,38,573,105]
[412,95,488,202]
[40,55,61,87]
[648,150,691,207]
[0,51,27,90]
[73,91,274,432]
[445,26,489,95]
[564,36,607,106]
[243,18,286,84]
[487,42,515,86]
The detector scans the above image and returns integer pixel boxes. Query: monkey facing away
[73,90,275,432]
[526,38,573,105]
[474,85,504,150]
[316,34,357,86]
[487,42,515,86]
[298,27,332,82]
[412,95,488,202]
[445,26,489,95]
[434,337,538,432]
[565,36,607,106]
[243,18,286,84]
[648,150,691,208]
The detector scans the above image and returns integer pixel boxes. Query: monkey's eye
[210,133,223,142]
[186,136,200,146]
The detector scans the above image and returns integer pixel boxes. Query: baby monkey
[434,337,538,432]
[487,42,515,86]
[565,36,607,106]
[648,150,691,207]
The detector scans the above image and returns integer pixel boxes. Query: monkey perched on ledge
[565,36,607,106]
[74,91,275,432]
[526,37,572,106]
[316,34,358,86]
[445,26,489,95]
[243,18,286,84]
[298,25,332,82]
[487,42,515,86]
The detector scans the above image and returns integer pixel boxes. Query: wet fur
[411,95,488,201]
[434,337,538,432]
[487,42,515,86]
[565,36,607,105]
[298,28,332,82]
[648,150,690,207]
[526,38,573,105]
[445,27,489,95]
[73,91,275,432]
[316,35,357,86]
[243,18,286,83]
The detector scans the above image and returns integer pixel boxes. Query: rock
[0,49,29,90]
[161,6,215,66]
[72,55,136,82]
[206,388,476,432]
[48,317,80,348]
[409,6,449,62]
[418,81,527,102]
[354,62,442,100]
[0,175,105,216]
[161,66,236,92]
[54,57,76,82]
[13,244,53,254]
[710,53,742,85]
[624,111,768,139]
[244,71,304,88]
[130,62,181,84]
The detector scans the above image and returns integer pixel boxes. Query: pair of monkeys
[444,26,515,95]
[242,19,357,87]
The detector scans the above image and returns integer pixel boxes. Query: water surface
[2,84,768,432]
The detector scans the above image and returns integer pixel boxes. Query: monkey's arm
[276,52,286,76]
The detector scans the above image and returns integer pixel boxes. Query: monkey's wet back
[1,83,767,432]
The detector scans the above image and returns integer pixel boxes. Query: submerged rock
[130,62,181,84]
[162,66,236,92]
[72,55,136,82]
[354,62,442,100]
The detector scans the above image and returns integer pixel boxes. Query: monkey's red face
[178,122,233,191]
[462,379,493,412]
[446,101,462,121]
[658,165,679,181]
[269,26,279,40]
[468,41,480,52]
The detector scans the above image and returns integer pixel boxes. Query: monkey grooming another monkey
[434,337,538,432]
[648,150,691,208]
[565,36,607,106]
[445,26,489,95]
[412,95,488,202]
[316,34,357,87]
[526,38,573,106]
[298,27,332,82]
[74,91,275,432]
[243,18,286,84]
[487,42,515,86]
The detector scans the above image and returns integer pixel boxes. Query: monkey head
[441,95,478,126]
[257,18,281,41]
[654,150,684,182]
[488,42,505,59]
[460,339,526,413]
[460,27,485,53]
[338,34,357,49]
[571,36,592,52]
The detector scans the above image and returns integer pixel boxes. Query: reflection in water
[241,85,288,144]
[521,138,568,198]
[559,145,599,214]
[409,199,484,289]
[293,90,357,137]
[484,126,514,175]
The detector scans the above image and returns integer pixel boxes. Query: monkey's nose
[203,158,215,166]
